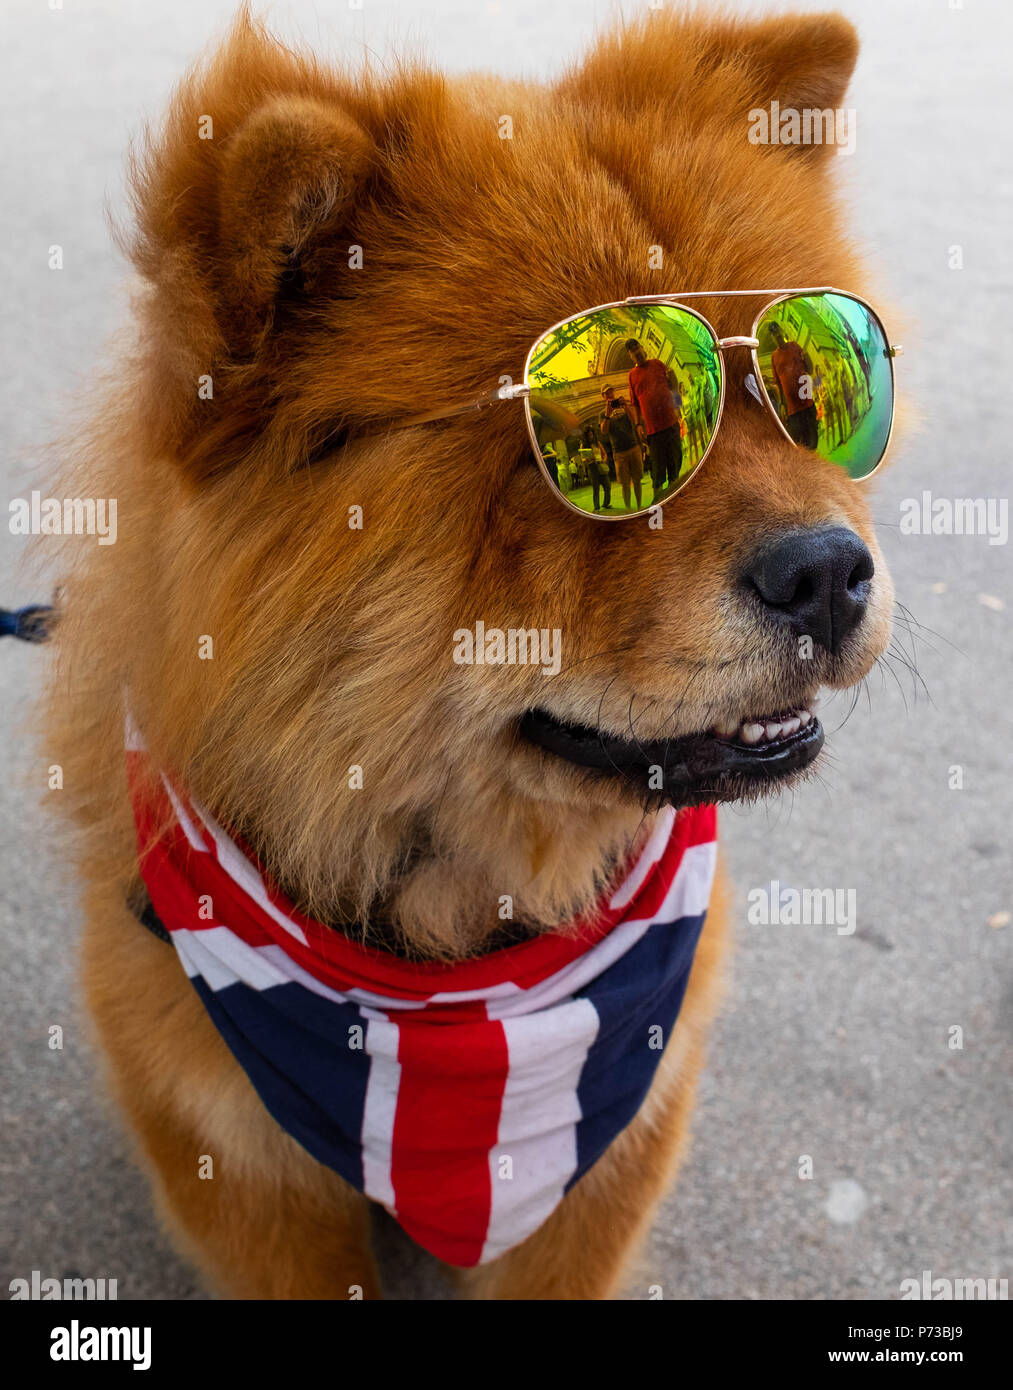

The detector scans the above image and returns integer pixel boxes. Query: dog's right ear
[215,95,374,350]
[128,18,374,428]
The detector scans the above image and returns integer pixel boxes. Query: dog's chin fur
[43,5,892,970]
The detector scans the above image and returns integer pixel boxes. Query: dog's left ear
[561,11,859,159]
[726,12,860,145]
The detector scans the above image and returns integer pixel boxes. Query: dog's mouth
[518,696,824,805]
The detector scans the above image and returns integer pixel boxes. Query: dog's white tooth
[764,721,783,741]
[782,716,800,736]
[798,709,812,727]
[714,716,740,737]
[740,722,764,745]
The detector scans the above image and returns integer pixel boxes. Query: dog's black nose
[742,526,874,654]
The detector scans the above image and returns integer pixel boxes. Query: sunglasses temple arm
[378,383,531,432]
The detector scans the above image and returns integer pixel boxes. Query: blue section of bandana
[188,975,371,1192]
[568,907,708,1190]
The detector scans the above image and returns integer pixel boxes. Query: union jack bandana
[126,718,717,1267]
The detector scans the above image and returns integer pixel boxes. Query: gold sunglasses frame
[385,287,903,523]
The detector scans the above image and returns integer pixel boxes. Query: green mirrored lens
[526,305,722,516]
[755,292,894,479]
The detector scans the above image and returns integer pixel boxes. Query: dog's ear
[560,11,859,159]
[215,96,373,350]
[723,13,859,123]
[127,15,374,407]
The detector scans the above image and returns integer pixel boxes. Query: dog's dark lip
[518,707,825,804]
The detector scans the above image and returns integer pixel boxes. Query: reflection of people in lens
[840,361,856,428]
[542,444,564,490]
[599,384,643,510]
[625,339,683,500]
[827,364,847,447]
[685,376,707,461]
[580,423,612,512]
[767,322,819,450]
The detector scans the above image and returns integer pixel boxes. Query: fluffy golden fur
[42,5,894,1298]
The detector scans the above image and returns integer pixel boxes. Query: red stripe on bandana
[125,747,712,1002]
[390,1004,510,1266]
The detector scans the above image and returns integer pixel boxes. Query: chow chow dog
[42,7,897,1299]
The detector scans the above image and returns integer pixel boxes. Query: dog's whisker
[884,637,933,706]
[892,599,963,657]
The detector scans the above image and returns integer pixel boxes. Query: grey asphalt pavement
[1,0,1011,1300]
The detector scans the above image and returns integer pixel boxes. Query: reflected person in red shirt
[768,323,819,449]
[626,339,683,502]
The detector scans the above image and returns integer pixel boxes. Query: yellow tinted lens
[755,292,894,479]
[526,305,722,516]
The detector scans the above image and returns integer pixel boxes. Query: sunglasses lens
[526,305,722,515]
[754,293,894,479]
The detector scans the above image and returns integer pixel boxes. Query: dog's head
[112,10,895,954]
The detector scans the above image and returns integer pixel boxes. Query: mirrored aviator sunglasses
[363,288,902,523]
[522,290,901,520]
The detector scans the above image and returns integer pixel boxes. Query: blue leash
[0,604,55,643]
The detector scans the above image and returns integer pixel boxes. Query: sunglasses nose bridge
[716,336,760,351]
